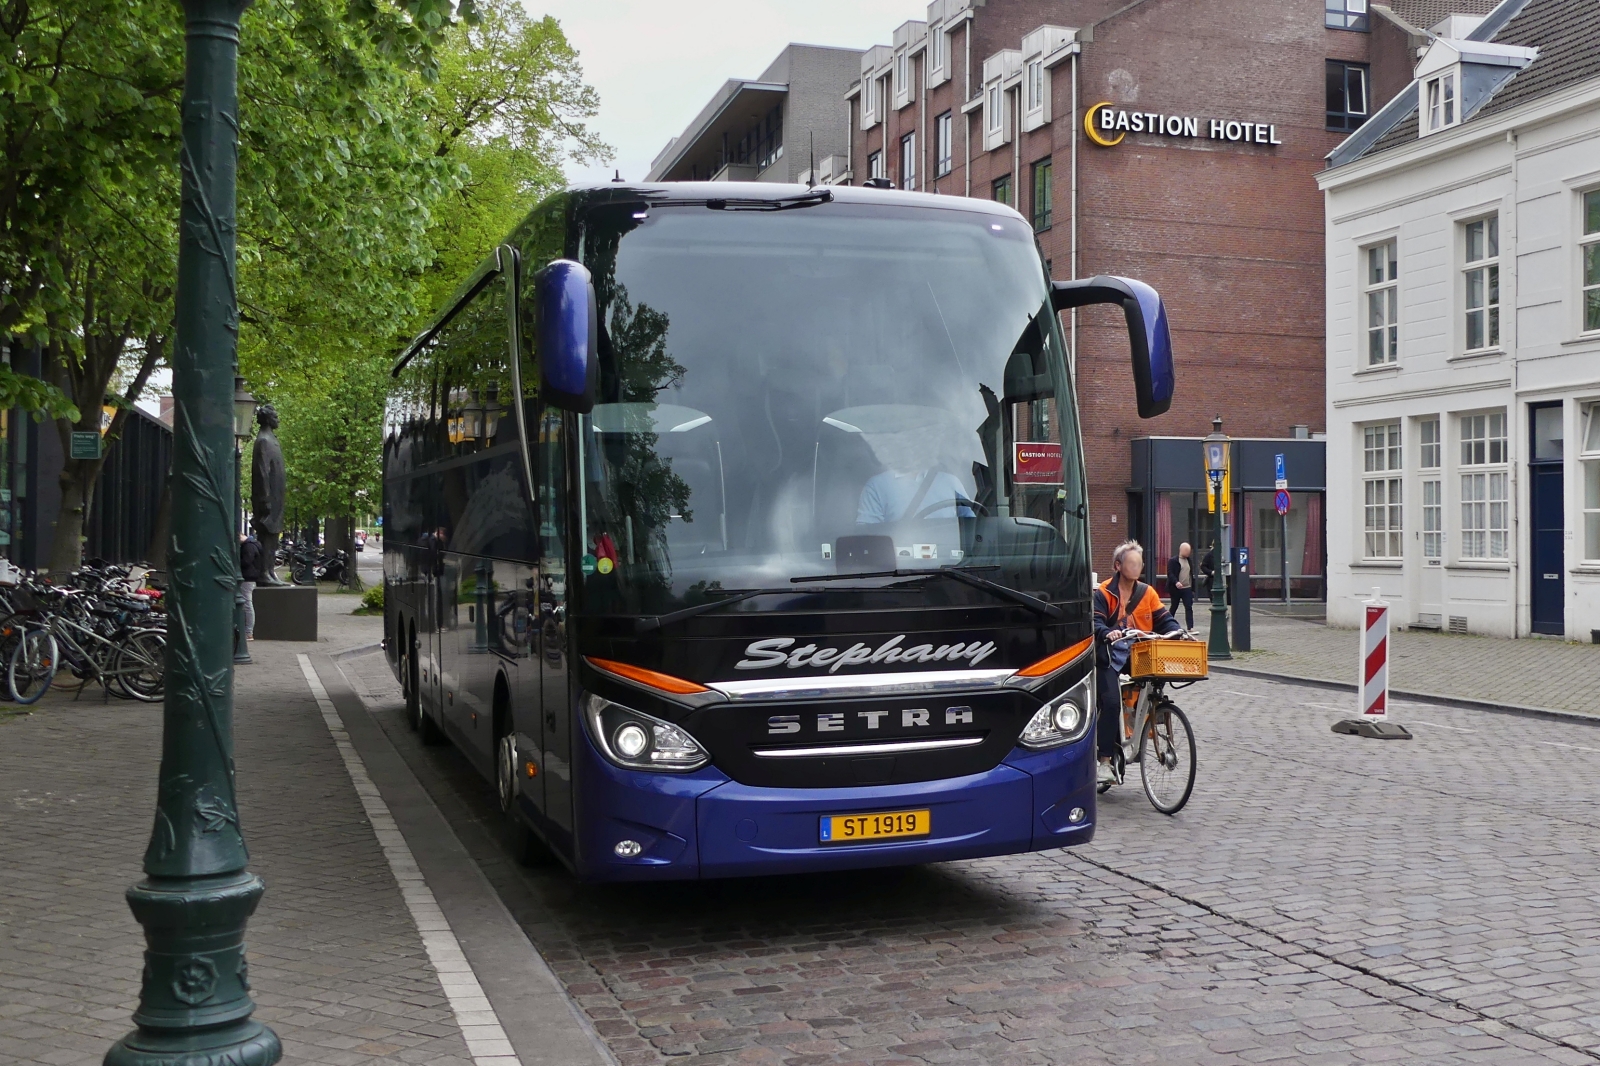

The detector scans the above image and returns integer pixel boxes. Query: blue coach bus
[383,182,1175,881]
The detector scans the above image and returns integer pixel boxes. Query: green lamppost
[106,1,281,1063]
[1203,417,1232,661]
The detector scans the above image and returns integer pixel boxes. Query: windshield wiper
[797,566,1065,621]
[704,189,832,212]
[636,574,906,632]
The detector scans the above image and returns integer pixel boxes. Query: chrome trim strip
[707,669,1014,702]
[753,736,986,758]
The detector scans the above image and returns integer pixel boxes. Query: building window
[895,52,908,99]
[1325,0,1369,31]
[1326,61,1369,131]
[987,84,1003,133]
[1420,417,1442,560]
[930,26,950,82]
[1583,406,1600,561]
[1583,189,1600,333]
[1364,240,1398,365]
[1031,159,1052,232]
[993,174,1011,207]
[900,132,916,191]
[868,150,884,181]
[1459,411,1508,559]
[1464,216,1500,351]
[1363,423,1402,559]
[1026,59,1044,113]
[1423,69,1459,135]
[935,111,953,177]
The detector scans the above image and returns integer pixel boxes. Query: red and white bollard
[1361,587,1389,719]
[1332,587,1412,739]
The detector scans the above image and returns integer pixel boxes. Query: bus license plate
[819,809,931,844]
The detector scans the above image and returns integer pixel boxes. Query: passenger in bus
[1093,540,1182,785]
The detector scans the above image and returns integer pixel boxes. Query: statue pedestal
[252,585,318,642]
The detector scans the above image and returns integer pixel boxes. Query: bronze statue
[250,404,287,585]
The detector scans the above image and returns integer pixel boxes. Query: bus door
[535,406,573,836]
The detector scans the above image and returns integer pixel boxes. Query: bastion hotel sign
[1085,102,1283,147]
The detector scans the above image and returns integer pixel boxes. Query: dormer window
[1423,68,1459,134]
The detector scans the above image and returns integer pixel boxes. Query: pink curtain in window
[1302,493,1323,578]
[1154,494,1172,587]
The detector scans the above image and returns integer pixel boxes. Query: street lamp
[233,377,256,665]
[107,2,281,1063]
[1203,417,1232,660]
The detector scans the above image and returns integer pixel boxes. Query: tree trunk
[47,457,103,573]
[325,515,362,590]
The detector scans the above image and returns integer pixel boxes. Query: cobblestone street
[6,596,1600,1065]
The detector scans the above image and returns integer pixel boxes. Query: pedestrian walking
[1166,541,1197,631]
[239,532,264,640]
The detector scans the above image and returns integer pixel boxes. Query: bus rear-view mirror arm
[1050,275,1175,419]
[535,258,599,413]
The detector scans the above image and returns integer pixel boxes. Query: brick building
[842,0,1498,586]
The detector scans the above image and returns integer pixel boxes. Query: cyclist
[1094,539,1183,786]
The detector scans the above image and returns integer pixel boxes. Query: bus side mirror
[1051,275,1175,418]
[534,259,598,413]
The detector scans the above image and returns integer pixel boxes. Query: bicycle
[5,586,164,704]
[1098,631,1205,815]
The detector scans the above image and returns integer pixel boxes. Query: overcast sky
[533,1,914,185]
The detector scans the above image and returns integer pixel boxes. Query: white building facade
[1318,0,1600,641]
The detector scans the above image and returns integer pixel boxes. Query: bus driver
[855,417,975,524]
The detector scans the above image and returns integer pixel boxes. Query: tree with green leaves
[243,0,606,581]
[2,0,601,572]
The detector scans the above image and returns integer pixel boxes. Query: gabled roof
[1384,0,1500,30]
[1327,0,1600,169]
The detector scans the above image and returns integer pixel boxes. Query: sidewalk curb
[1212,662,1596,726]
[312,652,618,1066]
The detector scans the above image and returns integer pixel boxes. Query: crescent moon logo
[1084,102,1124,147]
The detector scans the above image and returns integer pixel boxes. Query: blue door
[1529,404,1564,636]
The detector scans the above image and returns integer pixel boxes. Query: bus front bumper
[573,731,1096,881]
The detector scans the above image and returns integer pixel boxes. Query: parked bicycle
[0,563,166,705]
[1098,631,1205,814]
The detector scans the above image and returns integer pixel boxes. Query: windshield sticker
[735,635,998,673]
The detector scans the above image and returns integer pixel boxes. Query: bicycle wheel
[1139,702,1196,815]
[9,628,58,705]
[113,629,166,702]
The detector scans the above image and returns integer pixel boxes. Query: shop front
[1129,437,1326,602]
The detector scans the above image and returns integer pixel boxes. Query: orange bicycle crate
[1128,639,1208,680]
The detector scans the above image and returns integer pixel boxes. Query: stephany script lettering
[736,635,999,673]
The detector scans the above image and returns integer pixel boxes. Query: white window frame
[1363,239,1398,367]
[1419,417,1442,561]
[928,25,951,87]
[1422,67,1460,136]
[1463,216,1500,353]
[987,83,1003,133]
[1582,188,1600,336]
[1026,59,1044,114]
[868,150,884,181]
[893,51,912,110]
[1458,411,1509,560]
[1583,404,1600,562]
[1362,422,1403,559]
[900,131,917,191]
[935,111,953,177]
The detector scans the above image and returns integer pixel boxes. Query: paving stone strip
[297,654,519,1066]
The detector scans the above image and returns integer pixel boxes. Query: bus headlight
[1018,671,1095,750]
[583,694,709,772]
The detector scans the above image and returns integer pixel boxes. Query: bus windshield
[576,200,1088,616]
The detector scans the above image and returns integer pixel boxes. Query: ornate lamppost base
[107,1020,281,1066]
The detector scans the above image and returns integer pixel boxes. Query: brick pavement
[0,597,474,1066]
[343,640,1600,1065]
[1228,610,1600,716]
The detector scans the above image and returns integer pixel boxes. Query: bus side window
[536,406,573,832]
